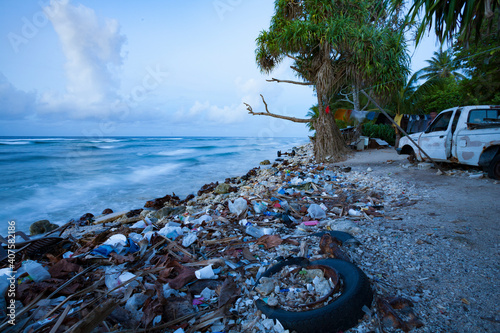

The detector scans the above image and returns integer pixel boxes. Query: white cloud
[172,74,293,127]
[175,100,246,124]
[40,0,126,118]
[0,73,36,119]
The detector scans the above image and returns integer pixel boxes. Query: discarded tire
[311,230,360,246]
[255,257,373,333]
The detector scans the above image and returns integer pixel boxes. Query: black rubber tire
[408,150,417,164]
[255,258,373,333]
[487,154,500,180]
[311,230,355,243]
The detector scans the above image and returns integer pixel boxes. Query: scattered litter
[3,143,443,333]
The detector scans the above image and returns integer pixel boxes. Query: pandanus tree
[246,0,410,162]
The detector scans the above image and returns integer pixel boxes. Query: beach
[0,136,307,236]
[2,143,499,332]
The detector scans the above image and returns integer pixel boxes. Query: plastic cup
[195,265,216,279]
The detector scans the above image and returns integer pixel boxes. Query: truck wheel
[488,154,500,180]
[255,258,373,333]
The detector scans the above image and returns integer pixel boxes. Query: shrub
[361,123,396,146]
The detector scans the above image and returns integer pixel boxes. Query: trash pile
[2,143,427,333]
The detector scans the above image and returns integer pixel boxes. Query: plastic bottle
[245,225,265,238]
[22,260,51,282]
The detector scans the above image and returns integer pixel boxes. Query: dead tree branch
[244,94,310,123]
[266,77,313,86]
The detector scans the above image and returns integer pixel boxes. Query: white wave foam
[89,139,121,143]
[0,141,30,145]
[156,149,195,156]
[128,163,181,182]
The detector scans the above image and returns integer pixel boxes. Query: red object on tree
[325,106,330,114]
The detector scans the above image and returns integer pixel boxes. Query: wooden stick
[361,90,447,174]
[49,304,72,333]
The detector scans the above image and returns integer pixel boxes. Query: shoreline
[1,136,308,236]
[5,144,499,332]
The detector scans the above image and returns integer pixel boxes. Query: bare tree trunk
[313,93,347,162]
[352,83,360,112]
[395,128,401,148]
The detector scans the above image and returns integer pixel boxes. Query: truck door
[456,108,500,165]
[418,110,454,161]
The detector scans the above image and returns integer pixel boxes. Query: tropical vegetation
[248,0,499,157]
[247,0,409,162]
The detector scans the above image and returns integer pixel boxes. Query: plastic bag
[307,204,326,219]
[22,260,51,282]
[104,265,122,290]
[229,197,247,215]
[190,215,212,225]
[125,293,149,312]
[158,225,183,239]
[182,232,197,247]
[131,220,147,229]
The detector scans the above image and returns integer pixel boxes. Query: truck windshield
[427,111,452,132]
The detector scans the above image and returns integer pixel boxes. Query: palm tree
[306,105,319,132]
[399,0,499,44]
[415,49,466,83]
[388,71,443,146]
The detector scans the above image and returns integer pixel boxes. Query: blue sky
[0,0,439,137]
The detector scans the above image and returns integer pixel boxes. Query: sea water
[0,136,307,235]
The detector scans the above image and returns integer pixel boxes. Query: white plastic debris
[195,265,217,279]
[307,204,326,219]
[104,265,123,290]
[200,287,215,300]
[158,225,183,239]
[182,232,198,247]
[229,197,248,215]
[103,234,127,247]
[190,214,212,225]
[118,272,136,285]
[22,260,51,283]
[348,208,363,217]
[128,232,143,243]
[62,251,74,259]
[125,293,149,312]
[131,220,147,229]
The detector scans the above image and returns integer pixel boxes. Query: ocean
[0,136,308,236]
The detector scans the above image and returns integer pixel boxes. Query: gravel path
[336,148,500,332]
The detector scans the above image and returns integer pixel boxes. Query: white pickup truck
[396,105,500,179]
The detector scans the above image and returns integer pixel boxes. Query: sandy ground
[338,148,500,252]
[334,148,500,332]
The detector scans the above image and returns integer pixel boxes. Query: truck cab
[397,105,500,179]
